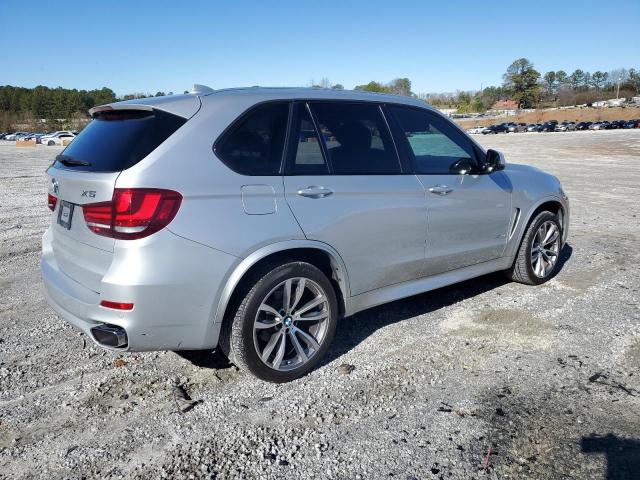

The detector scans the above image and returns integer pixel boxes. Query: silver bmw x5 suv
[42,85,569,382]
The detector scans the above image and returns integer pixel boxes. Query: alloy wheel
[531,220,560,278]
[253,277,330,371]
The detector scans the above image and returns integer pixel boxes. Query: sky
[1,0,639,96]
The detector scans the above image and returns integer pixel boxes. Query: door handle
[297,186,333,199]
[428,184,453,196]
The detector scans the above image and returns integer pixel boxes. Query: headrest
[334,122,371,150]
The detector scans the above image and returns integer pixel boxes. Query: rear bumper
[42,227,238,351]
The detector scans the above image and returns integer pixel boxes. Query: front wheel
[222,262,338,382]
[506,211,562,285]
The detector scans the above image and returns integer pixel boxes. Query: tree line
[0,86,186,131]
[309,61,640,113]
[307,77,413,96]
[0,86,117,120]
[426,60,640,112]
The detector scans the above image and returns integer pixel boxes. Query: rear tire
[221,261,338,383]
[505,211,562,285]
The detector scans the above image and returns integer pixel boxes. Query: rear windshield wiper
[56,154,91,167]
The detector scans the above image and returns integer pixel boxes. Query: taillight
[83,188,182,240]
[48,193,57,211]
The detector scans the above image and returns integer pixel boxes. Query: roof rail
[189,84,215,95]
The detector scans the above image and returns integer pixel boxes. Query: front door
[387,105,511,276]
[419,172,511,274]
[283,102,427,296]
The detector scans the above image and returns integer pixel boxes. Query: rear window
[53,109,186,172]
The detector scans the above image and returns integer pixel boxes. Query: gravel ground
[1,130,639,479]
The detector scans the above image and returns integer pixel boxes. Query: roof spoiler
[88,104,153,118]
[88,87,208,119]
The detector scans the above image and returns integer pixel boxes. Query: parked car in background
[466,125,485,134]
[575,122,592,130]
[43,132,76,146]
[5,132,28,141]
[555,122,576,132]
[37,132,55,144]
[526,124,540,132]
[41,86,569,382]
[623,119,639,129]
[482,123,509,134]
[40,131,74,144]
[23,132,45,141]
[538,122,557,132]
[507,123,527,133]
[589,122,608,130]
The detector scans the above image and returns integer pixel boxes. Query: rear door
[283,101,426,296]
[46,108,187,292]
[387,105,511,276]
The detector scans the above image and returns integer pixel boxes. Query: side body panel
[284,175,427,295]
[344,256,512,316]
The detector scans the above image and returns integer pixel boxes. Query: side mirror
[485,149,506,172]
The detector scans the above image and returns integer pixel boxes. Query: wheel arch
[525,198,565,237]
[510,196,566,261]
[214,241,350,330]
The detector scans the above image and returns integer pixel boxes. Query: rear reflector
[100,300,134,311]
[83,188,182,240]
[48,193,57,211]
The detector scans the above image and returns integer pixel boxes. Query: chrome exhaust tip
[91,324,128,348]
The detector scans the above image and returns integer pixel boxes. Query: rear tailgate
[44,102,192,293]
[47,168,119,292]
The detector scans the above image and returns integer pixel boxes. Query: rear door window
[54,109,186,172]
[309,102,401,174]
[215,102,289,175]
